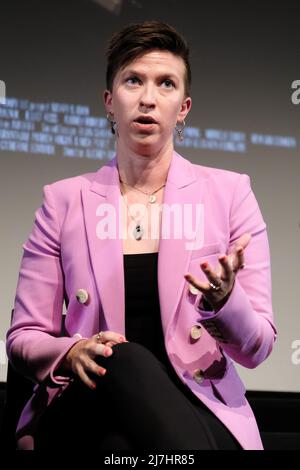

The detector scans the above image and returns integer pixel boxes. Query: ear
[177,96,192,123]
[103,89,113,114]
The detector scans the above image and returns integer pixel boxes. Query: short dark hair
[106,20,191,97]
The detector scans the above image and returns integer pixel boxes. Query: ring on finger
[96,331,104,342]
[209,281,221,291]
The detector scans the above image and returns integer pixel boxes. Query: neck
[116,140,173,188]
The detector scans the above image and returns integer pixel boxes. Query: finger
[87,358,107,378]
[76,364,98,390]
[218,255,233,279]
[235,233,251,250]
[184,273,208,293]
[94,331,126,344]
[234,246,245,272]
[229,244,245,272]
[105,340,118,348]
[185,273,214,299]
[200,261,222,287]
[93,342,114,358]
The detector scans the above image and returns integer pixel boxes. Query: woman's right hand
[62,331,127,389]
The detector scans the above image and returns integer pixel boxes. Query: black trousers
[35,342,241,450]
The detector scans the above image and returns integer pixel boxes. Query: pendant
[133,223,143,240]
[149,194,156,203]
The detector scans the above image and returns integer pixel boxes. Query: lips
[133,115,158,124]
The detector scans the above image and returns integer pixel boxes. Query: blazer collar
[90,151,196,196]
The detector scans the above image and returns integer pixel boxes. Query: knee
[105,341,162,374]
[112,341,156,364]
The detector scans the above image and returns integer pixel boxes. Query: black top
[124,252,169,367]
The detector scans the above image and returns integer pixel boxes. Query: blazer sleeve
[197,173,277,368]
[6,185,80,385]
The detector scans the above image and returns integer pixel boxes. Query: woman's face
[104,50,192,155]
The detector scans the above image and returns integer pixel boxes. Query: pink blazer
[7,152,276,450]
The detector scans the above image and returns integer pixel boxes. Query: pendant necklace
[119,178,166,240]
[121,194,147,240]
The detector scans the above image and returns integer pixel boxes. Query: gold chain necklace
[119,177,166,203]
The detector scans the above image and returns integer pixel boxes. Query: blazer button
[190,325,202,341]
[193,369,205,384]
[189,283,200,295]
[76,289,89,304]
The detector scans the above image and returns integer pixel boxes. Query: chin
[135,145,157,157]
[132,137,161,155]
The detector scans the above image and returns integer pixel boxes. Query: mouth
[133,115,158,125]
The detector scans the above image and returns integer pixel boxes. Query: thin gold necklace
[119,177,166,203]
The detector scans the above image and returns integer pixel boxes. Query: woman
[6,21,276,450]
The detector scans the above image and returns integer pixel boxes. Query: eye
[161,79,175,89]
[125,76,141,86]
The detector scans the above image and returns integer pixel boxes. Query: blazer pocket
[190,242,221,260]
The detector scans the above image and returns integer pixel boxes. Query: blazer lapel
[81,158,126,335]
[81,152,204,339]
[158,152,205,338]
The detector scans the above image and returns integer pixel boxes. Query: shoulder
[192,161,246,182]
[37,171,97,218]
[43,158,116,202]
[176,152,248,186]
[47,171,96,194]
[189,160,251,194]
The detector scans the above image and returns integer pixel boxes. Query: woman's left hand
[184,233,251,312]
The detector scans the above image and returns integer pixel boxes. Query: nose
[139,84,156,110]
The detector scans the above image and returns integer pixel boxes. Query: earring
[107,112,117,135]
[175,120,185,141]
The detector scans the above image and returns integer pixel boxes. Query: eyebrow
[121,68,179,82]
